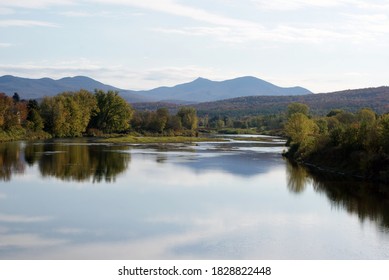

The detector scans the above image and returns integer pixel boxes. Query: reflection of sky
[1,140,389,259]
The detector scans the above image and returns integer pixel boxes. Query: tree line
[0,90,199,141]
[284,103,389,182]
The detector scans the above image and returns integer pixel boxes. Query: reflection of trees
[25,142,131,183]
[286,161,310,193]
[89,146,130,183]
[286,159,389,229]
[311,174,389,229]
[0,142,25,181]
[24,143,43,165]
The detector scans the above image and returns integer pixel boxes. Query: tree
[0,93,24,130]
[0,93,13,129]
[12,92,20,103]
[285,112,318,156]
[40,91,97,137]
[378,114,389,153]
[73,90,98,128]
[166,115,182,131]
[26,109,44,132]
[287,103,309,118]
[177,107,198,130]
[91,90,133,133]
[148,108,169,133]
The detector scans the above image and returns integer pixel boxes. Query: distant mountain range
[0,75,119,99]
[0,75,312,103]
[125,76,312,102]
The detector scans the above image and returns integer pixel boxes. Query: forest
[0,90,198,141]
[283,103,389,183]
[193,86,389,117]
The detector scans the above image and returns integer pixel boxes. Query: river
[0,135,388,259]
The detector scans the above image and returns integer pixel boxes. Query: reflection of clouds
[12,210,330,259]
[126,157,286,189]
[0,233,67,249]
[0,193,6,199]
[0,213,52,223]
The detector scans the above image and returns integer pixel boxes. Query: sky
[0,0,389,93]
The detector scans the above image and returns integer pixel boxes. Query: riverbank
[283,147,389,184]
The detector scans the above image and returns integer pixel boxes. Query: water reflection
[286,161,311,193]
[0,142,25,181]
[1,138,389,260]
[286,161,389,230]
[0,141,131,183]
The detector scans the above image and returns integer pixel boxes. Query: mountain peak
[192,77,212,83]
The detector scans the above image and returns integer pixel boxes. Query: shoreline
[283,153,388,184]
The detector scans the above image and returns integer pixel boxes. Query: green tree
[73,90,98,130]
[177,107,198,130]
[40,91,97,137]
[91,90,133,133]
[26,109,44,132]
[285,112,318,156]
[148,108,169,133]
[287,103,309,118]
[378,114,389,153]
[357,108,377,152]
[166,115,182,132]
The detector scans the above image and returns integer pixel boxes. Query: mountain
[0,75,311,103]
[126,76,312,103]
[0,75,148,102]
[0,75,117,99]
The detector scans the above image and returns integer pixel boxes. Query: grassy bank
[0,128,51,142]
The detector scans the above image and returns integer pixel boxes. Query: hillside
[193,86,389,117]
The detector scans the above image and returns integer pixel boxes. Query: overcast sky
[1,0,388,92]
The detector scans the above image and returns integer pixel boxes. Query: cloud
[94,0,260,28]
[154,24,348,44]
[0,19,59,28]
[93,0,384,45]
[250,0,389,11]
[59,10,145,18]
[59,11,94,17]
[343,13,389,38]
[0,0,75,9]
[250,0,345,10]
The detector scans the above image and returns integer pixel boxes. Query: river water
[0,136,388,259]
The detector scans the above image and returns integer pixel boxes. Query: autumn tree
[40,90,97,137]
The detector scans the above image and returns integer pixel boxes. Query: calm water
[0,136,389,259]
